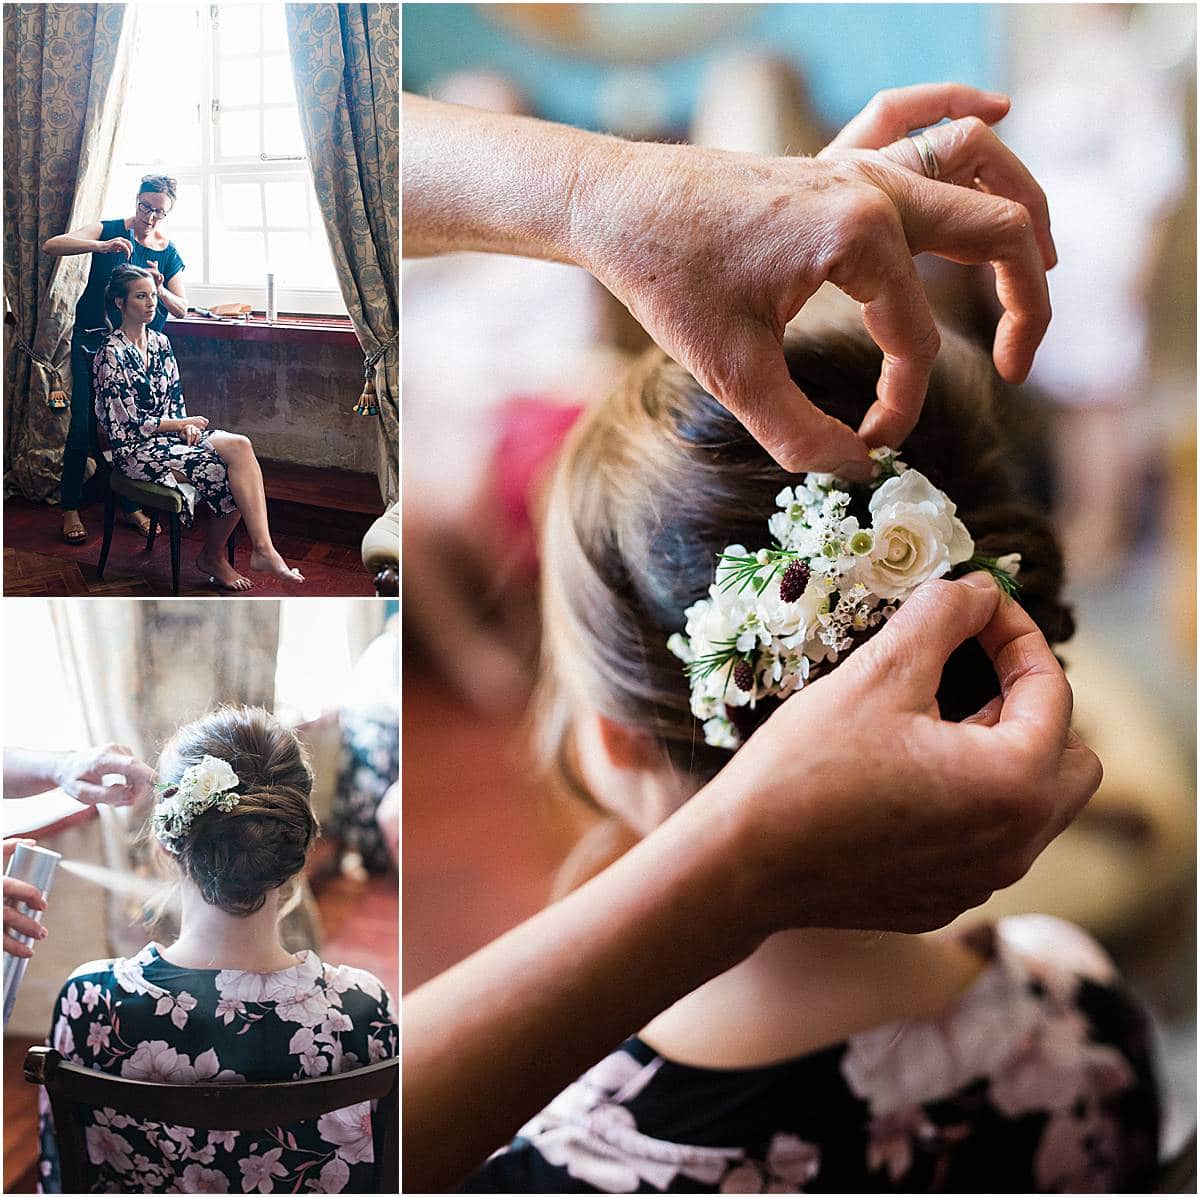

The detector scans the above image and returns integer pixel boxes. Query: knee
[214,432,253,459]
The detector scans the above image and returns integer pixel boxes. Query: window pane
[169,227,204,282]
[217,3,261,53]
[213,230,268,285]
[220,181,264,228]
[264,180,308,228]
[263,106,305,158]
[219,55,260,107]
[262,7,289,55]
[219,109,260,160]
[262,54,296,106]
[267,231,314,279]
[171,182,204,230]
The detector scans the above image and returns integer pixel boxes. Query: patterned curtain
[49,601,296,958]
[285,3,398,505]
[2,4,134,500]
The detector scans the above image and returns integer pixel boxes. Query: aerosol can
[3,843,60,1025]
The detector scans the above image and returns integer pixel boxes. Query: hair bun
[157,707,318,916]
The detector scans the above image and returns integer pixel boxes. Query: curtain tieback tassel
[352,332,397,417]
[47,367,69,409]
[353,369,378,417]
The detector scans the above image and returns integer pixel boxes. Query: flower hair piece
[668,448,1021,750]
[151,754,241,854]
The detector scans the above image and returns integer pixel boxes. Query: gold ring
[912,132,941,182]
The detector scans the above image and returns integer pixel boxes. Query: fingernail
[38,927,48,939]
[986,91,1010,105]
[960,571,999,593]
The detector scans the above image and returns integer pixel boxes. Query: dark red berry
[779,560,810,602]
[733,660,754,692]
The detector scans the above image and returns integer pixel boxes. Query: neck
[639,922,987,1069]
[121,318,147,345]
[163,884,298,972]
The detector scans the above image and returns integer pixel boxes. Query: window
[103,3,345,316]
[2,603,92,834]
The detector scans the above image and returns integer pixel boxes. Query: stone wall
[172,335,377,474]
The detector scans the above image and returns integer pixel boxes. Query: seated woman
[465,322,1160,1192]
[39,706,397,1193]
[94,264,303,589]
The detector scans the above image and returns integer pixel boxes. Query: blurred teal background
[401,3,999,132]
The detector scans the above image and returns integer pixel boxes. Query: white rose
[855,470,974,600]
[180,755,239,803]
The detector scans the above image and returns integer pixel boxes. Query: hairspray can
[266,273,277,323]
[3,843,61,1026]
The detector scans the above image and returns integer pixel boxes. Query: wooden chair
[24,1046,397,1193]
[96,469,236,595]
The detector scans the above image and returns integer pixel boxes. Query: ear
[594,713,659,770]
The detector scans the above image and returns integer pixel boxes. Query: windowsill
[2,792,94,839]
[168,312,360,349]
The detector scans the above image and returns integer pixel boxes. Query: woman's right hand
[97,237,133,257]
[3,839,47,958]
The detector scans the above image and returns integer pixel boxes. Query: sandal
[62,515,88,545]
[122,510,153,537]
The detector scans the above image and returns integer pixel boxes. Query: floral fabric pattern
[465,917,1159,1193]
[92,328,237,527]
[330,710,398,874]
[38,943,397,1194]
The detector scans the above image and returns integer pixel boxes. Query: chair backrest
[25,1045,397,1193]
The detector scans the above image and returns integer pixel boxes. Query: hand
[3,839,48,958]
[703,573,1100,936]
[146,262,165,288]
[181,416,209,430]
[98,237,133,258]
[580,84,1053,475]
[53,744,157,807]
[180,424,202,446]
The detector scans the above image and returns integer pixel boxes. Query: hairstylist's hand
[98,237,133,258]
[54,744,157,807]
[579,84,1052,475]
[703,573,1099,936]
[3,840,48,957]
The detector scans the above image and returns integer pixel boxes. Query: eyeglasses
[137,200,170,220]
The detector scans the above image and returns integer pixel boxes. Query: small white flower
[995,552,1022,578]
[703,716,741,749]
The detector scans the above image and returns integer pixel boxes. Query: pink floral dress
[92,329,238,527]
[38,943,396,1193]
[466,917,1159,1193]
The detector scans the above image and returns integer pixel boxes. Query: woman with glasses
[43,174,188,545]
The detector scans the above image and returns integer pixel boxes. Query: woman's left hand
[181,424,202,446]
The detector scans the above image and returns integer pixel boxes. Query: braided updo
[156,706,319,916]
[537,317,1073,800]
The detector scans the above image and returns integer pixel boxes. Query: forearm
[158,285,188,319]
[402,775,761,1191]
[402,93,633,266]
[156,418,187,434]
[42,235,102,256]
[3,749,68,799]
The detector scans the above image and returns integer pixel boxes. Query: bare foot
[62,510,87,544]
[196,553,252,592]
[249,547,305,583]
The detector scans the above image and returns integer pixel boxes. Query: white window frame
[110,3,346,317]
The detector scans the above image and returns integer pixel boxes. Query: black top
[73,216,185,337]
[465,917,1160,1193]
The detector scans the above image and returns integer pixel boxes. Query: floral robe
[38,944,397,1194]
[93,329,237,527]
[465,917,1160,1193]
[330,710,399,874]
